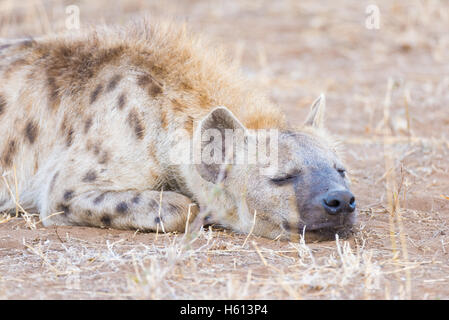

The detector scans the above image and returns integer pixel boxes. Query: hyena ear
[304,93,326,129]
[195,106,247,183]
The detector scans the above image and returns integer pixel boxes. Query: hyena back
[0,21,356,240]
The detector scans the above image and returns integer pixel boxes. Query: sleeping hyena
[0,21,356,241]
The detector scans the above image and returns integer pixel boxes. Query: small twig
[251,241,268,267]
[242,210,257,248]
[157,188,166,233]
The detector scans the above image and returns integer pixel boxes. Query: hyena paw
[148,191,199,232]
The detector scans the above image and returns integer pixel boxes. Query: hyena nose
[322,190,356,215]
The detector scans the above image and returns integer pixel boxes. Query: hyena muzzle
[0,21,356,241]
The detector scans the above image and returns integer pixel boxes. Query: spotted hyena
[0,21,356,241]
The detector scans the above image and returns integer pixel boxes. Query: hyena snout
[322,189,356,216]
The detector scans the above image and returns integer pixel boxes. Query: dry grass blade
[382,78,412,299]
[242,210,257,248]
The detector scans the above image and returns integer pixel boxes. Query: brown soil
[0,0,448,299]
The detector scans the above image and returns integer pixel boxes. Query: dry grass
[0,0,449,299]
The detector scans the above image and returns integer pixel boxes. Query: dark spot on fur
[47,77,59,108]
[137,74,162,96]
[282,221,291,231]
[63,190,75,201]
[117,93,126,110]
[107,74,122,92]
[90,84,103,104]
[116,202,129,214]
[127,109,145,140]
[24,121,39,144]
[84,117,93,133]
[137,74,150,87]
[93,144,100,155]
[132,194,141,204]
[101,215,111,226]
[56,203,70,216]
[167,203,178,213]
[2,140,17,167]
[94,192,107,204]
[66,127,74,147]
[86,210,92,217]
[83,170,97,182]
[98,151,109,164]
[0,95,6,116]
[160,110,168,129]
[149,83,162,96]
[154,217,161,224]
[60,116,74,147]
[149,199,159,211]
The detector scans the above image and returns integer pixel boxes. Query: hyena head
[195,94,356,241]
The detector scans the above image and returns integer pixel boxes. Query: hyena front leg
[43,189,198,232]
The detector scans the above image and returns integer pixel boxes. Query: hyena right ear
[304,93,326,129]
[195,106,247,184]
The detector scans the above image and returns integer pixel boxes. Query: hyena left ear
[304,93,326,129]
[195,106,247,184]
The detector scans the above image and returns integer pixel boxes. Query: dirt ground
[0,0,448,299]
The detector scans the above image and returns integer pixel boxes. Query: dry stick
[252,240,268,267]
[394,168,412,299]
[184,203,196,235]
[155,223,159,242]
[383,77,412,299]
[251,240,283,274]
[13,165,19,218]
[383,78,398,259]
[37,211,65,224]
[403,85,412,139]
[157,188,166,234]
[0,212,14,224]
[242,210,257,248]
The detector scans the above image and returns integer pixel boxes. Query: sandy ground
[0,0,448,299]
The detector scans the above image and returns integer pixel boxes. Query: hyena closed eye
[0,21,356,241]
